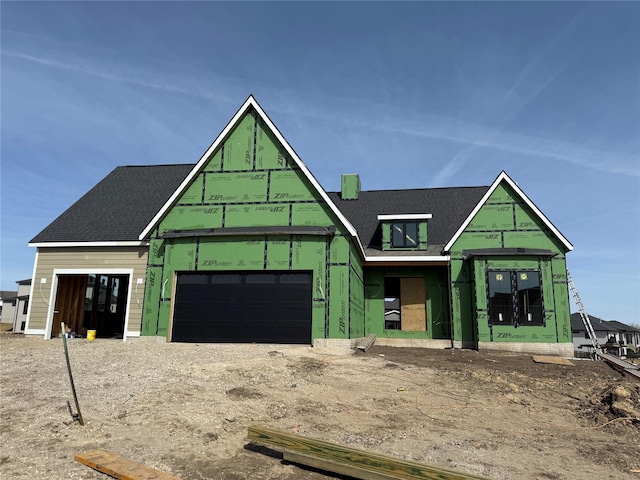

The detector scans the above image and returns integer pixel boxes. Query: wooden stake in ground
[62,322,84,426]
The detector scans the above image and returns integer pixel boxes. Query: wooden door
[52,276,88,336]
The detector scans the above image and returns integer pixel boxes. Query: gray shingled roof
[570,313,620,332]
[30,165,193,243]
[0,291,18,301]
[328,186,489,254]
[606,320,640,333]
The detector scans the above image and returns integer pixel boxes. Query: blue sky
[1,2,638,324]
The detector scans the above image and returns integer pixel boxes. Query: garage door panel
[173,271,312,344]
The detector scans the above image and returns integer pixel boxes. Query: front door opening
[53,274,129,338]
[384,277,427,331]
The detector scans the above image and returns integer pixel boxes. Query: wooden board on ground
[247,425,491,480]
[356,334,377,352]
[75,450,181,480]
[532,355,574,366]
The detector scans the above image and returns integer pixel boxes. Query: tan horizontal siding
[29,247,148,336]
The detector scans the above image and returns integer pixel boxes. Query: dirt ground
[0,334,638,480]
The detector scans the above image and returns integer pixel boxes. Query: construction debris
[75,450,181,480]
[531,355,574,366]
[356,334,377,352]
[247,425,491,480]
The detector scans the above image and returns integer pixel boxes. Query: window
[488,270,543,326]
[391,222,418,248]
[384,277,401,330]
[22,299,29,315]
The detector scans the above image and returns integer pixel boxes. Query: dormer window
[378,214,432,251]
[392,222,418,248]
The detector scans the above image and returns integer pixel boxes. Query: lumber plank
[284,451,403,480]
[74,450,181,480]
[531,355,574,366]
[357,334,377,352]
[248,425,491,480]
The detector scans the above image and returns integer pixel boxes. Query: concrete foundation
[478,341,574,358]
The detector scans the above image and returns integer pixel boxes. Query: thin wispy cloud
[286,101,639,179]
[5,22,637,183]
[2,49,239,107]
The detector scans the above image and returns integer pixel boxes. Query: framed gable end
[444,171,573,253]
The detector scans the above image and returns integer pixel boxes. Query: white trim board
[364,255,450,263]
[29,241,149,248]
[24,249,40,333]
[377,214,432,221]
[138,96,363,257]
[443,171,573,252]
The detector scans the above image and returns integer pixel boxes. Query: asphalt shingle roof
[30,165,194,243]
[569,313,636,332]
[328,186,489,253]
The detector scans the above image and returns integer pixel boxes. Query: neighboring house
[1,280,31,333]
[570,313,640,355]
[27,96,574,356]
[606,320,640,352]
[0,290,18,326]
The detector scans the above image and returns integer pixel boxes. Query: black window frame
[487,270,544,327]
[391,222,419,248]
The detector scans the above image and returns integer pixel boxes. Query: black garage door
[172,271,312,344]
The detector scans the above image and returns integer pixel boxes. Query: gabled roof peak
[443,171,573,252]
[138,96,360,243]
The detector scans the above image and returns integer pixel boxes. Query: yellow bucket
[86,330,96,341]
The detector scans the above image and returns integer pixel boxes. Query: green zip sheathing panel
[341,174,361,200]
[363,267,449,339]
[141,108,364,343]
[349,244,365,338]
[447,181,571,346]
